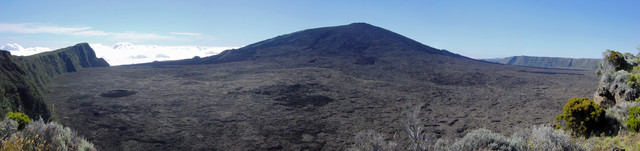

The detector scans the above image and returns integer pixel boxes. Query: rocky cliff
[0,43,109,120]
[489,56,600,70]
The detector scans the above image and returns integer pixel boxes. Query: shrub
[442,126,583,151]
[403,104,429,151]
[607,101,640,119]
[348,130,400,151]
[349,103,430,151]
[0,117,18,137]
[0,118,96,151]
[605,101,639,129]
[449,128,519,151]
[604,50,629,71]
[7,112,31,130]
[626,106,640,132]
[528,125,582,151]
[629,74,639,87]
[432,139,450,151]
[555,98,607,138]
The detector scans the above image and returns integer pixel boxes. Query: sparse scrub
[555,98,608,137]
[581,132,640,150]
[403,104,429,151]
[349,130,401,151]
[527,125,583,151]
[438,125,583,151]
[0,118,96,151]
[603,50,630,71]
[626,106,640,132]
[0,117,17,136]
[349,103,430,151]
[605,101,640,132]
[599,70,638,106]
[449,128,519,151]
[607,101,640,121]
[432,139,450,151]
[629,74,639,87]
[596,49,640,106]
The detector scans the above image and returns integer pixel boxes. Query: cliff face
[496,56,600,70]
[0,43,109,120]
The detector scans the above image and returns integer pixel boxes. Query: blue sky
[1,0,639,62]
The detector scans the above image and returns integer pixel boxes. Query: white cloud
[0,23,91,34]
[90,42,238,66]
[71,30,109,36]
[112,32,175,41]
[170,32,202,36]
[0,23,177,41]
[129,55,148,59]
[1,43,24,51]
[1,43,51,56]
[155,54,170,58]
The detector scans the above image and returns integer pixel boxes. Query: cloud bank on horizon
[0,43,52,56]
[1,42,237,66]
[0,22,238,66]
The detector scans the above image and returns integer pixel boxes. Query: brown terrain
[44,23,597,150]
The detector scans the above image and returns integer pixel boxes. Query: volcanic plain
[44,23,597,150]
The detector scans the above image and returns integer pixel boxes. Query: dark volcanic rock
[101,90,137,98]
[137,23,463,66]
[46,23,598,150]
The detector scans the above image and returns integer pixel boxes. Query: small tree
[7,112,31,130]
[555,98,607,138]
[404,104,429,151]
[604,50,629,71]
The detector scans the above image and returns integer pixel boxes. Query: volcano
[47,23,596,150]
[139,23,463,66]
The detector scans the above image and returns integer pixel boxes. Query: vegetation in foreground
[0,113,95,151]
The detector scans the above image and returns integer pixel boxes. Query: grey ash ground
[45,23,597,150]
[46,59,596,150]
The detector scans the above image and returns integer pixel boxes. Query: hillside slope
[0,43,108,120]
[486,56,600,70]
[138,23,464,66]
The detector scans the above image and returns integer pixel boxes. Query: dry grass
[581,132,640,151]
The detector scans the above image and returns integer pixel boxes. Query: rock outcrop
[593,51,639,108]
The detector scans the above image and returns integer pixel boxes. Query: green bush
[605,50,629,71]
[629,74,639,87]
[626,106,640,132]
[7,112,31,130]
[555,98,607,138]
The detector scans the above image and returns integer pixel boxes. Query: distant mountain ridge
[483,56,600,70]
[138,23,465,66]
[0,43,108,120]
